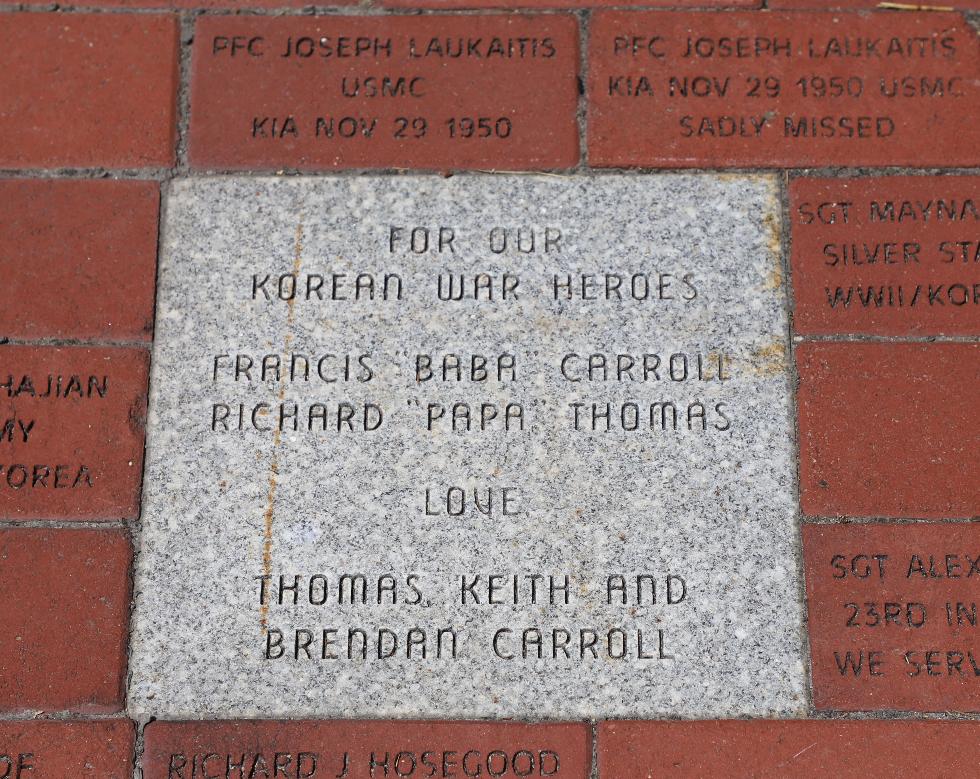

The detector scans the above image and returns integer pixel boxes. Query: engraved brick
[797,342,980,519]
[790,175,980,336]
[0,180,159,342]
[0,530,131,713]
[142,721,591,779]
[381,0,758,7]
[0,13,179,169]
[0,720,133,777]
[0,345,149,521]
[599,720,980,776]
[805,522,980,712]
[587,11,980,168]
[188,15,579,171]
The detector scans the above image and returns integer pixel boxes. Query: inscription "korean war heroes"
[130,175,804,719]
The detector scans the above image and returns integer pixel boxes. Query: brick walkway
[0,1,978,777]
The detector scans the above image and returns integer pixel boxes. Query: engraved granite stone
[130,175,804,718]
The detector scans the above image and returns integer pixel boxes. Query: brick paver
[17,0,345,5]
[790,175,980,336]
[599,720,980,777]
[805,522,980,713]
[188,14,580,171]
[0,345,150,521]
[0,720,133,777]
[587,11,980,168]
[0,179,159,342]
[143,721,591,779]
[797,342,980,519]
[772,0,980,7]
[0,530,131,713]
[0,13,179,169]
[381,0,758,7]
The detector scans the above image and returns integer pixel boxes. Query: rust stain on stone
[762,211,784,292]
[260,217,303,634]
[748,340,788,378]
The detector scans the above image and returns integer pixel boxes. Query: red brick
[18,1,350,6]
[0,345,149,521]
[188,15,579,171]
[143,720,591,779]
[0,720,133,777]
[587,11,980,168]
[790,176,980,336]
[599,720,980,777]
[805,522,980,712]
[0,529,131,713]
[772,0,980,7]
[381,0,758,7]
[797,342,980,519]
[0,179,159,342]
[0,13,179,169]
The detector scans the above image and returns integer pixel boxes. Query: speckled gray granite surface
[129,175,805,719]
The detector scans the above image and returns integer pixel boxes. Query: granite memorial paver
[130,175,803,718]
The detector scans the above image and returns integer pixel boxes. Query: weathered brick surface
[143,720,591,779]
[0,13,179,169]
[790,175,980,336]
[772,0,980,7]
[0,530,131,713]
[381,0,758,7]
[599,720,980,777]
[0,345,149,521]
[0,720,135,779]
[0,179,159,342]
[12,0,757,5]
[587,11,980,168]
[0,720,133,777]
[16,0,347,6]
[188,14,579,171]
[797,342,980,519]
[805,522,980,713]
